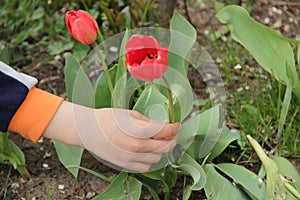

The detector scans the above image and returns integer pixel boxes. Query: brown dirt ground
[1,0,299,199]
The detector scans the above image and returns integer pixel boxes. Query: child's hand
[44,101,180,172]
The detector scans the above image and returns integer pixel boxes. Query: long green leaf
[53,55,89,179]
[135,174,160,200]
[173,152,206,200]
[271,156,300,190]
[133,85,168,121]
[94,64,117,108]
[204,164,249,200]
[179,105,222,160]
[207,126,241,162]
[277,77,292,139]
[0,132,30,178]
[217,5,300,100]
[169,11,197,77]
[93,172,142,200]
[216,163,266,200]
[247,135,280,199]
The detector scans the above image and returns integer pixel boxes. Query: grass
[206,34,300,158]
[1,166,12,200]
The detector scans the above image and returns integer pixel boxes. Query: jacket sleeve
[0,61,63,142]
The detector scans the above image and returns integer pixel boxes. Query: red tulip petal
[65,10,98,44]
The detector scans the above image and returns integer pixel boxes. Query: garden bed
[1,0,300,199]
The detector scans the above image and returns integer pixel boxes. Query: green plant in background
[216,5,300,155]
[0,132,30,179]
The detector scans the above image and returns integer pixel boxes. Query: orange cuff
[8,87,64,142]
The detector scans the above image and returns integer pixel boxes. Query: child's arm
[0,61,180,172]
[0,61,63,142]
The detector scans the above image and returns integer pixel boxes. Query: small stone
[272,19,282,29]
[288,17,294,23]
[54,55,61,61]
[37,137,44,143]
[58,185,65,190]
[204,30,209,35]
[221,36,227,42]
[237,87,243,92]
[216,57,222,63]
[42,163,49,168]
[86,192,95,199]
[234,64,242,70]
[264,17,270,24]
[283,25,290,33]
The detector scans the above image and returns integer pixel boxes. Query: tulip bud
[65,10,98,45]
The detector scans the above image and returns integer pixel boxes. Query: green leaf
[169,11,197,77]
[207,126,241,162]
[277,77,292,139]
[53,55,91,179]
[135,174,160,200]
[0,45,10,65]
[48,41,74,56]
[53,141,83,179]
[30,7,44,20]
[116,29,130,82]
[204,164,249,200]
[216,163,266,200]
[94,64,117,108]
[73,42,90,61]
[142,167,177,199]
[112,29,130,108]
[93,172,142,200]
[179,105,222,160]
[156,69,193,121]
[133,85,168,121]
[247,135,280,199]
[297,45,300,74]
[271,156,300,190]
[217,5,300,100]
[173,153,206,200]
[0,132,30,178]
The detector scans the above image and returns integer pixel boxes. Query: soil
[1,0,300,199]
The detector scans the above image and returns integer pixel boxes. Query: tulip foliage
[54,7,300,200]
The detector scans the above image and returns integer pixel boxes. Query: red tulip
[125,34,168,82]
[65,10,98,45]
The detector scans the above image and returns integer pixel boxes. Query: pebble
[58,184,65,190]
[42,163,49,168]
[86,192,95,199]
[234,64,242,70]
[204,30,209,35]
[37,137,44,143]
[283,25,290,33]
[264,17,270,24]
[54,55,61,61]
[237,87,243,92]
[272,19,282,29]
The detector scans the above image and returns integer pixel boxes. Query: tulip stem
[92,43,114,95]
[162,76,175,123]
